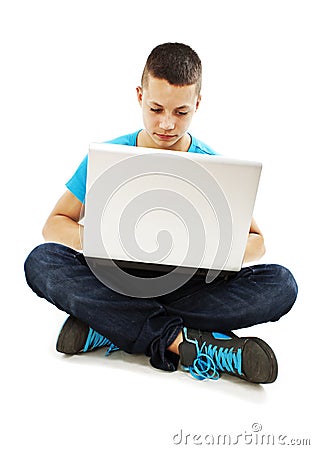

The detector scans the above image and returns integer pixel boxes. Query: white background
[1,1,313,449]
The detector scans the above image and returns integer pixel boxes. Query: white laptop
[83,142,262,280]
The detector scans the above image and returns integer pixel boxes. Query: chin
[155,136,179,148]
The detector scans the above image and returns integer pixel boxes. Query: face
[136,75,201,151]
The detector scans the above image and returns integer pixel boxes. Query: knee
[24,243,65,285]
[25,243,52,271]
[273,264,298,296]
[24,244,49,287]
[268,264,298,314]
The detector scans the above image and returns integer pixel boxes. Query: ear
[195,95,202,111]
[136,86,143,106]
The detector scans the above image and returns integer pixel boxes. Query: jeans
[24,243,298,371]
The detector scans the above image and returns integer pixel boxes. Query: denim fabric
[24,243,298,371]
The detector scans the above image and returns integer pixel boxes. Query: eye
[177,111,188,116]
[150,108,163,113]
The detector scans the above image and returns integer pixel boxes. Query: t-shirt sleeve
[65,155,88,204]
[189,135,219,155]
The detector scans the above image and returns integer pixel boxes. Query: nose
[159,114,175,131]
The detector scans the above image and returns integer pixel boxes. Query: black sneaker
[179,327,278,384]
[56,316,119,356]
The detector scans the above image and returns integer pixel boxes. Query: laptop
[83,142,262,296]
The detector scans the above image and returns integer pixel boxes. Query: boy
[24,43,297,383]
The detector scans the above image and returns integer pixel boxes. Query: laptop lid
[83,142,262,277]
[83,143,261,278]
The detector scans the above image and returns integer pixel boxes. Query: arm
[42,190,84,250]
[243,217,266,264]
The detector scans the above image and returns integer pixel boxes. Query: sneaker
[56,316,119,356]
[179,328,278,384]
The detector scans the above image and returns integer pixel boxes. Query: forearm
[243,233,266,264]
[42,215,83,251]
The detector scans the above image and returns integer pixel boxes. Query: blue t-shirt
[66,130,217,203]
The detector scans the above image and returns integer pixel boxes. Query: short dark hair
[141,42,202,94]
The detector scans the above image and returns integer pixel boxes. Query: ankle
[167,330,183,355]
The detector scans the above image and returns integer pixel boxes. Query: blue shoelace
[83,328,119,356]
[183,329,242,381]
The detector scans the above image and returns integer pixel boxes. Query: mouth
[155,133,176,141]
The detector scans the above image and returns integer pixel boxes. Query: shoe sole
[242,337,278,384]
[56,316,89,354]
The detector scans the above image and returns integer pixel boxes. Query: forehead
[143,76,198,107]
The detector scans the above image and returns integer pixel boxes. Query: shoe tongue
[178,340,197,366]
[212,332,232,340]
